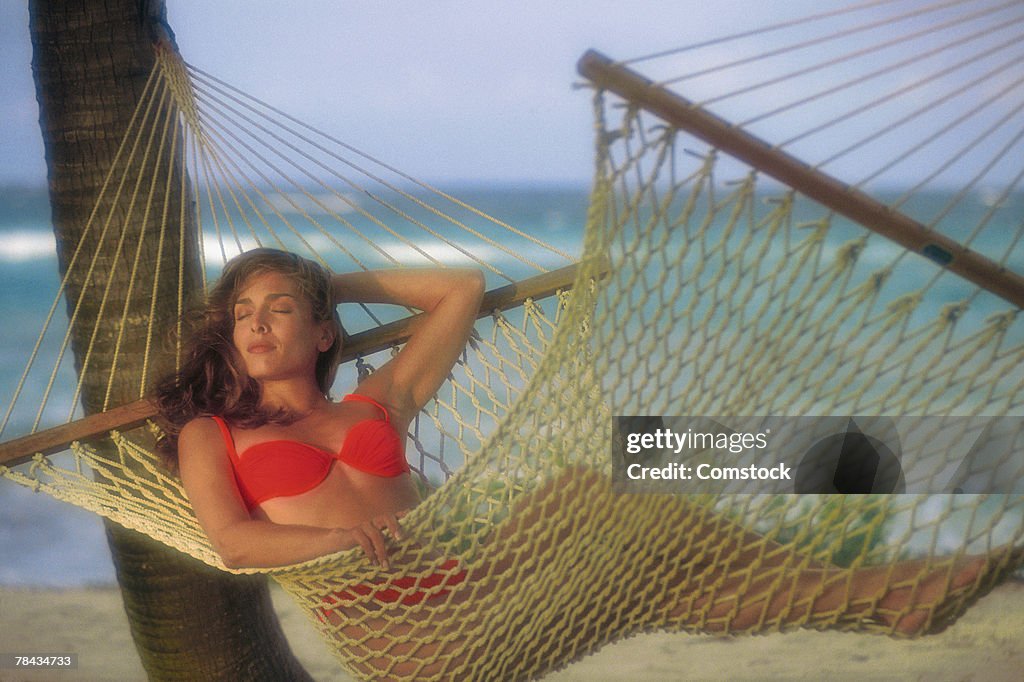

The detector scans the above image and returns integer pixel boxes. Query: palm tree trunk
[29,1,311,679]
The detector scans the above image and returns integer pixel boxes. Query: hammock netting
[2,1,1024,679]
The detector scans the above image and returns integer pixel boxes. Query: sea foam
[0,229,57,263]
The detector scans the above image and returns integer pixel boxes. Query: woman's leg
[315,466,1012,679]
[667,552,991,635]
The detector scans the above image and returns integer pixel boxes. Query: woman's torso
[217,395,421,528]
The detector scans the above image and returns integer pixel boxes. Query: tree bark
[29,1,311,679]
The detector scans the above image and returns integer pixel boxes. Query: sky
[0,0,838,188]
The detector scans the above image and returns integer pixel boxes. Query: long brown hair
[154,249,344,471]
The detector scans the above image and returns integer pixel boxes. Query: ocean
[1,182,1021,587]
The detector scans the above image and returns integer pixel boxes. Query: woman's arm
[178,418,401,569]
[333,268,485,423]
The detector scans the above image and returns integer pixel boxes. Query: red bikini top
[211,394,409,511]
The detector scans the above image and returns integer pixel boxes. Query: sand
[1,581,1022,681]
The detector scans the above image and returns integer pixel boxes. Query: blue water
[2,182,1022,586]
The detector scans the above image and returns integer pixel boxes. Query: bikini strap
[342,393,390,423]
[209,415,241,462]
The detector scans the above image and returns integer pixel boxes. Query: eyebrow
[233,293,298,307]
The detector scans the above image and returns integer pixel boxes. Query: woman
[156,248,999,679]
[157,248,482,570]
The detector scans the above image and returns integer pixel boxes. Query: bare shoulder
[179,416,222,446]
[178,417,229,466]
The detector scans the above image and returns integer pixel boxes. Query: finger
[395,510,414,539]
[363,522,390,570]
[375,513,403,541]
[352,528,377,566]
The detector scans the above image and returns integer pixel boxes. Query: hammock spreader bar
[578,49,1024,310]
[0,263,583,469]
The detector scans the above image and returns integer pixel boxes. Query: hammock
[3,1,1024,679]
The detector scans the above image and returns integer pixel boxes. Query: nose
[250,311,269,333]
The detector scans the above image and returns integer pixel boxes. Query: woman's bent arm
[332,268,485,422]
[211,519,349,569]
[202,518,401,570]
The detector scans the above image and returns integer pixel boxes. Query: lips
[247,342,275,354]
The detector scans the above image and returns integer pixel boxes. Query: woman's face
[230,271,334,384]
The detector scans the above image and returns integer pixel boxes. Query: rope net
[3,2,1024,678]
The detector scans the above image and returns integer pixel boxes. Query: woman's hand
[334,512,407,570]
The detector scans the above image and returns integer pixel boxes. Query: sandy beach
[1,580,1022,681]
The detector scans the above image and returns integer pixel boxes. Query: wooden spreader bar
[578,49,1024,310]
